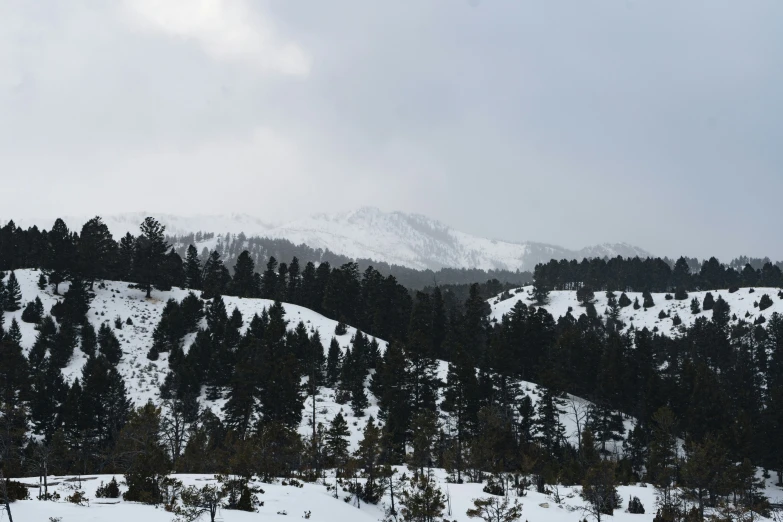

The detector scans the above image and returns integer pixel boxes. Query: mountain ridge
[5,207,652,272]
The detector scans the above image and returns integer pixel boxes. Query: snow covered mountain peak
[8,208,651,272]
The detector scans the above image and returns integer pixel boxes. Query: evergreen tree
[98,322,123,365]
[231,250,257,298]
[399,472,446,522]
[577,285,595,306]
[618,292,632,308]
[30,359,67,441]
[118,402,172,504]
[326,337,342,387]
[184,245,202,290]
[116,233,135,281]
[133,217,169,298]
[712,295,731,328]
[261,257,278,299]
[61,274,91,325]
[45,218,75,295]
[703,292,715,311]
[78,216,116,290]
[3,271,21,311]
[201,251,230,299]
[5,317,22,346]
[642,290,655,308]
[50,320,77,368]
[81,322,97,357]
[535,387,565,455]
[326,412,351,475]
[690,297,701,314]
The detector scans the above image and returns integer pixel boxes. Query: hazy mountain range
[9,207,651,272]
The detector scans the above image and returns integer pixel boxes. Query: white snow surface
[7,207,651,272]
[490,286,783,335]
[8,468,782,522]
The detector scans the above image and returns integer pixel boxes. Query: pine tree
[201,251,230,299]
[326,412,351,475]
[535,386,565,455]
[702,292,715,310]
[580,460,619,522]
[712,295,731,328]
[261,257,278,299]
[62,274,91,325]
[326,337,342,387]
[3,272,22,311]
[642,290,655,308]
[116,233,135,281]
[184,245,202,290]
[133,217,169,298]
[117,402,172,504]
[37,272,47,291]
[81,322,97,357]
[79,216,116,290]
[618,292,632,308]
[5,318,22,346]
[30,359,67,441]
[98,322,123,365]
[399,472,446,522]
[577,285,596,306]
[231,250,257,298]
[45,218,75,295]
[690,297,701,314]
[50,320,77,368]
[633,297,641,310]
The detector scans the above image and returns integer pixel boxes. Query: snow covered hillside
[6,269,385,448]
[490,285,783,336]
[9,207,651,272]
[5,270,629,454]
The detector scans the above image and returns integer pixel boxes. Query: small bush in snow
[114,315,123,329]
[759,294,773,311]
[628,496,645,514]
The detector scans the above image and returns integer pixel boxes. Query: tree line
[0,215,781,522]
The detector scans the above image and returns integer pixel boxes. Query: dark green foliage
[184,245,202,290]
[98,322,123,364]
[61,275,92,325]
[3,271,22,311]
[326,412,350,473]
[672,314,682,326]
[658,310,667,320]
[577,285,595,306]
[618,292,632,307]
[21,298,43,323]
[690,298,701,314]
[703,292,715,310]
[37,272,47,290]
[119,402,171,504]
[201,250,230,299]
[95,477,121,498]
[335,321,347,335]
[759,294,773,311]
[628,496,645,514]
[642,290,655,308]
[133,217,170,298]
[231,250,258,298]
[712,295,731,327]
[80,322,97,357]
[633,297,640,310]
[79,216,116,289]
[674,287,688,300]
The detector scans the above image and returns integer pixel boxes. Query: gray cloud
[1,0,781,261]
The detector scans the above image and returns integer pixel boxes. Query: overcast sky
[1,0,781,261]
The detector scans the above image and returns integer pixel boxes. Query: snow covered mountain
[9,207,651,272]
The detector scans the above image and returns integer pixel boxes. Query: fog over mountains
[11,207,651,272]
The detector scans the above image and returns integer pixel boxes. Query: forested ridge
[0,215,781,522]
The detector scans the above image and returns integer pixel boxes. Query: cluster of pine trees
[0,215,781,521]
[534,256,783,294]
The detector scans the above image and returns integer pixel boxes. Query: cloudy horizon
[2,1,781,261]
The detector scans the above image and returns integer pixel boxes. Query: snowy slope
[5,269,384,448]
[8,207,651,272]
[9,467,783,522]
[5,270,629,453]
[490,286,783,336]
